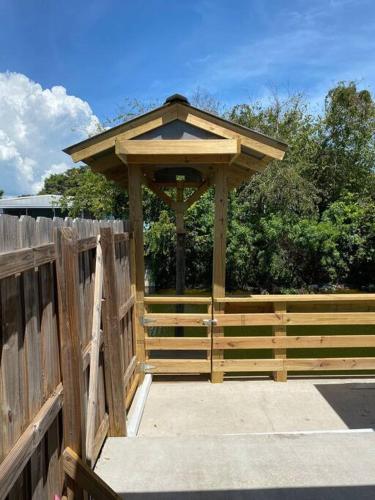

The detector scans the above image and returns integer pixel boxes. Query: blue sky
[2,0,375,119]
[0,0,374,195]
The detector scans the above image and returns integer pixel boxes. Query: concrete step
[95,430,375,499]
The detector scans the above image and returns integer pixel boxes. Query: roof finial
[164,93,190,105]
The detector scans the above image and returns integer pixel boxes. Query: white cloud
[0,72,100,196]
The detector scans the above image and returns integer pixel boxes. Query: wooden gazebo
[64,93,287,382]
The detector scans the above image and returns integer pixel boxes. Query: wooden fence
[143,294,375,380]
[0,215,137,499]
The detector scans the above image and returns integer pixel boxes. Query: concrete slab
[95,431,375,499]
[138,378,375,436]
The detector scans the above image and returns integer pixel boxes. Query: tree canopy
[39,82,375,292]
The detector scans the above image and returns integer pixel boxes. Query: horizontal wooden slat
[144,313,209,327]
[214,294,375,303]
[148,359,211,374]
[144,296,211,305]
[0,243,55,279]
[119,295,135,320]
[216,312,375,326]
[146,337,211,350]
[213,357,375,372]
[214,335,375,349]
[77,235,97,252]
[123,356,137,388]
[114,232,129,242]
[0,383,63,499]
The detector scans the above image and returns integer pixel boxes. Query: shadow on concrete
[120,485,375,499]
[315,382,375,429]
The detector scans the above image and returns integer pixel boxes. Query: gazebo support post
[175,184,185,337]
[128,165,146,383]
[211,167,228,384]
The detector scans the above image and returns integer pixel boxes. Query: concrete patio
[95,378,375,499]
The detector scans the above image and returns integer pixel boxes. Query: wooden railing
[143,294,375,381]
[144,296,212,374]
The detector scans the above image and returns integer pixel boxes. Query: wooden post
[211,168,228,384]
[175,183,185,337]
[55,227,86,499]
[100,227,127,436]
[273,302,287,382]
[128,165,146,382]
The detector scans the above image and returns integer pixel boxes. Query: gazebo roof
[64,94,288,190]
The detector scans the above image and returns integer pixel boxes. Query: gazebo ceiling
[64,94,288,190]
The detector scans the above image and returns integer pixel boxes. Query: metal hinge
[140,316,155,326]
[202,318,218,326]
[137,362,155,373]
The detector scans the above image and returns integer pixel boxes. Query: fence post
[100,226,127,436]
[273,301,287,382]
[55,227,86,499]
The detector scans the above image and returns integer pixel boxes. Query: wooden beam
[145,337,211,350]
[177,103,287,160]
[0,243,55,279]
[116,139,240,163]
[55,227,86,493]
[86,235,104,465]
[214,312,375,326]
[100,227,127,436]
[273,302,287,382]
[63,447,121,500]
[0,384,63,500]
[148,359,211,374]
[144,295,211,304]
[213,357,375,372]
[69,104,179,162]
[128,166,146,383]
[184,181,211,209]
[212,167,228,383]
[213,335,375,349]
[213,294,375,303]
[143,313,208,326]
[144,178,176,209]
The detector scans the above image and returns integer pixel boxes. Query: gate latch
[141,316,155,326]
[202,318,218,327]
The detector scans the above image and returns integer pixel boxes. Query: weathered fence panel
[0,215,136,499]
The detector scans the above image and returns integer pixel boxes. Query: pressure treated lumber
[148,359,211,374]
[214,294,375,303]
[63,447,121,500]
[144,295,211,304]
[273,302,287,382]
[143,313,209,326]
[214,312,375,326]
[146,337,212,350]
[100,227,127,436]
[213,357,375,372]
[128,166,146,383]
[0,384,63,500]
[86,235,104,465]
[213,335,375,349]
[212,167,228,383]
